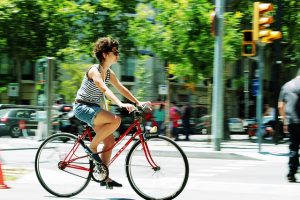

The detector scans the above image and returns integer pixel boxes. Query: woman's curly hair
[93,37,119,62]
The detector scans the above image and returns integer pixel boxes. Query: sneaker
[100,179,123,189]
[287,173,296,182]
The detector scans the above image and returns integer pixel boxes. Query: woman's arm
[88,67,134,111]
[278,101,288,133]
[109,69,141,105]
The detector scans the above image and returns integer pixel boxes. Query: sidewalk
[0,134,289,162]
[177,134,289,162]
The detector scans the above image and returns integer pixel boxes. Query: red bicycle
[34,106,189,200]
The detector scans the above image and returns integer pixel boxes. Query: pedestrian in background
[181,104,192,141]
[263,103,276,138]
[278,69,300,182]
[169,101,181,140]
[153,104,166,135]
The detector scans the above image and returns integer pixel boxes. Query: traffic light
[252,2,282,43]
[242,30,256,56]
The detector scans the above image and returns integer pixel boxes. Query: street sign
[8,83,19,97]
[158,85,168,95]
[252,79,258,96]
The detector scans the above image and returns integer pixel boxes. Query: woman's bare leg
[89,110,121,154]
[90,110,121,184]
[100,135,115,165]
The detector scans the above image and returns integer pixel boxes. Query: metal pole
[244,58,250,119]
[272,0,283,144]
[212,0,225,151]
[256,44,265,152]
[46,57,55,137]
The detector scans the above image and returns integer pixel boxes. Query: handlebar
[132,104,151,115]
[123,104,151,123]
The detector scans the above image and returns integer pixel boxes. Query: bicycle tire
[125,135,189,200]
[35,133,92,197]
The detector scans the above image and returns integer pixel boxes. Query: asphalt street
[1,134,299,200]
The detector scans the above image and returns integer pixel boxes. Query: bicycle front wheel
[35,133,92,197]
[126,135,189,200]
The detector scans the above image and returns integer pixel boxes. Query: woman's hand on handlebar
[119,101,151,113]
[136,101,151,108]
[120,103,136,113]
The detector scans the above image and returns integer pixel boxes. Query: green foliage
[1,0,300,101]
[134,55,151,101]
[280,0,300,68]
[0,0,141,101]
[0,0,74,59]
[129,0,243,82]
[0,87,7,94]
[58,63,89,103]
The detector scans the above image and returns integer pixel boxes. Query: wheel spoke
[35,133,92,197]
[126,136,189,200]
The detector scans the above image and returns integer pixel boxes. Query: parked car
[227,118,244,134]
[0,108,38,138]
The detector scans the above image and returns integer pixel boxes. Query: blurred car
[0,108,38,138]
[193,115,211,134]
[243,118,256,131]
[228,118,244,134]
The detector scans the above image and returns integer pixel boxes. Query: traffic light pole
[46,57,55,137]
[256,43,265,152]
[244,58,250,118]
[212,0,225,151]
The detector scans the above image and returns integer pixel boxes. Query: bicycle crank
[92,162,109,182]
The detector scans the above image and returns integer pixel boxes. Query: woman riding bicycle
[73,37,150,188]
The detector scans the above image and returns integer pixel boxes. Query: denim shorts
[73,103,102,127]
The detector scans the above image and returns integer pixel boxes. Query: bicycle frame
[60,115,159,173]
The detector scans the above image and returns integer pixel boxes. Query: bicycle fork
[135,127,160,171]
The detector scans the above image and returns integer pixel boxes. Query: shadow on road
[47,196,136,200]
[259,151,289,157]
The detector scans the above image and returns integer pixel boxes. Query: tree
[128,0,242,83]
[0,0,142,103]
[57,63,88,103]
[0,0,75,103]
[134,55,152,101]
[280,0,300,71]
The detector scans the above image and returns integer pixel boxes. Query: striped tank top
[75,64,110,104]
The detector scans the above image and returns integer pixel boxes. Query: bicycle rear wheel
[35,133,92,197]
[126,135,189,200]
